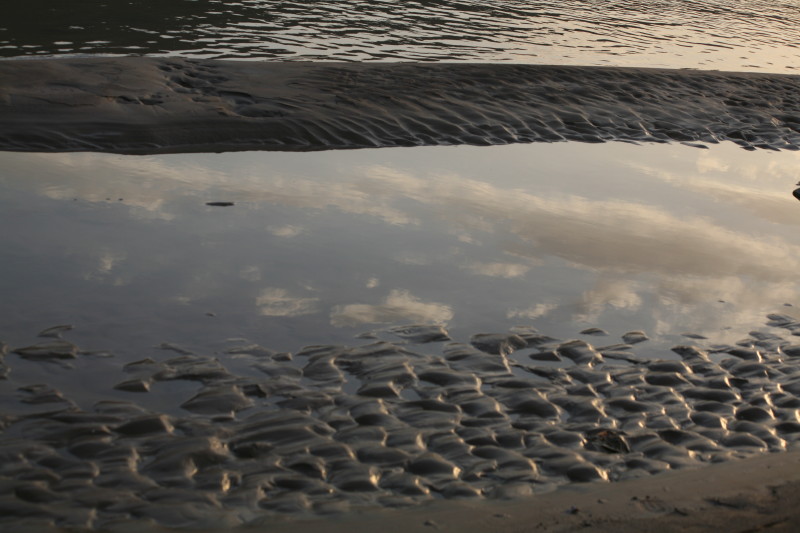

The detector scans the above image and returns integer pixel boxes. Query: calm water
[3,0,800,72]
[2,142,800,411]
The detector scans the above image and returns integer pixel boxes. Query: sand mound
[2,58,800,154]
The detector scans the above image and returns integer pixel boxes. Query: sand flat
[246,448,800,533]
[5,58,800,532]
[2,57,800,154]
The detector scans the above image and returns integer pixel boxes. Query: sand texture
[5,316,800,530]
[258,449,800,533]
[2,57,800,154]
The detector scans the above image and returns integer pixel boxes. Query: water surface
[2,141,800,410]
[3,0,799,72]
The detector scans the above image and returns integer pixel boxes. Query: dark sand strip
[2,58,800,154]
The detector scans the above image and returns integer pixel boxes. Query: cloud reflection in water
[2,142,800,350]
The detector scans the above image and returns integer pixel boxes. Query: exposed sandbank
[2,57,800,154]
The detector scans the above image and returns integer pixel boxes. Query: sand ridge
[2,57,800,154]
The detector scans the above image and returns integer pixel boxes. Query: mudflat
[5,56,800,533]
[253,448,800,533]
[2,57,800,154]
[4,319,800,531]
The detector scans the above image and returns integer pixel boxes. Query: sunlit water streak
[3,0,800,72]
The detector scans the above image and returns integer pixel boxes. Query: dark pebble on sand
[585,429,630,454]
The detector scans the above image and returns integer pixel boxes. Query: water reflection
[331,289,453,327]
[2,1,799,73]
[2,142,800,363]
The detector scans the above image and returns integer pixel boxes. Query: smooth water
[3,0,800,72]
[3,141,800,413]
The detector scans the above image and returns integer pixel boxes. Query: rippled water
[3,0,800,72]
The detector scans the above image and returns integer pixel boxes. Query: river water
[3,0,800,73]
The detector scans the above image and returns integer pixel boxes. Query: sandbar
[2,58,800,154]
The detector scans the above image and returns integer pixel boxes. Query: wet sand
[2,57,800,154]
[4,316,800,531]
[257,448,800,533]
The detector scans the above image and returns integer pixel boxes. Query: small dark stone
[585,428,630,454]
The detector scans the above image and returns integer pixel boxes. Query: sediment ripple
[4,315,800,529]
[2,58,800,154]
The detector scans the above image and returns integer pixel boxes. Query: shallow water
[2,141,800,399]
[5,141,800,528]
[3,0,800,72]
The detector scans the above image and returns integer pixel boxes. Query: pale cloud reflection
[393,252,431,266]
[630,160,800,227]
[240,266,261,282]
[647,277,800,342]
[696,155,730,174]
[353,165,800,283]
[695,151,800,184]
[465,261,531,278]
[508,197,796,280]
[13,147,800,339]
[21,152,201,220]
[37,151,800,285]
[573,278,643,322]
[256,288,319,317]
[267,225,304,238]
[264,174,417,226]
[84,250,128,285]
[330,289,453,327]
[679,180,800,226]
[44,152,800,290]
[507,303,557,320]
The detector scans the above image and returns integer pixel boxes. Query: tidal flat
[3,141,800,529]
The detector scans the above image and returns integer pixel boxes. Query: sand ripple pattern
[4,316,800,528]
[2,1,799,72]
[3,58,800,154]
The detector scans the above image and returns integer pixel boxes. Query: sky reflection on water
[2,141,800,367]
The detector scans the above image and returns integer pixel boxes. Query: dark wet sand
[254,449,800,533]
[4,317,800,531]
[2,57,800,154]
